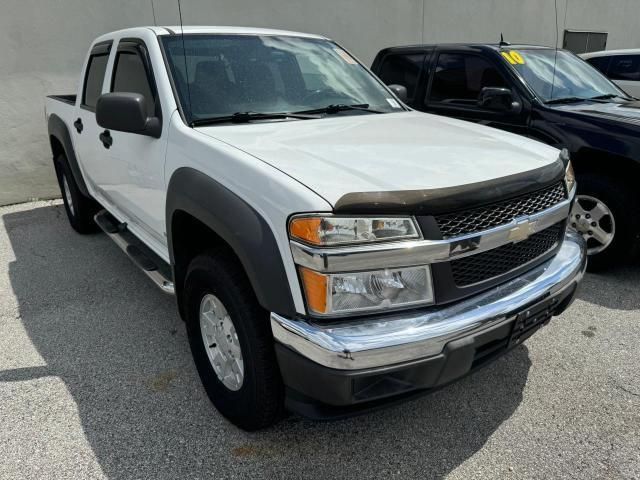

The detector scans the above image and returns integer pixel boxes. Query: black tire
[53,154,100,234]
[184,250,284,430]
[574,173,640,272]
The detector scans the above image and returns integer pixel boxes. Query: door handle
[99,130,113,149]
[73,118,83,134]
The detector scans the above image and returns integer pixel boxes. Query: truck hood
[196,111,560,207]
[550,100,640,127]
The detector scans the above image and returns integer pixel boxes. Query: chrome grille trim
[290,185,575,274]
[451,223,563,286]
[436,182,567,238]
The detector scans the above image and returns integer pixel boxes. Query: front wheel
[569,173,639,271]
[184,250,284,430]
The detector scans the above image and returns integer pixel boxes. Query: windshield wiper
[545,97,589,105]
[293,104,384,115]
[546,95,634,105]
[589,93,634,101]
[191,111,319,127]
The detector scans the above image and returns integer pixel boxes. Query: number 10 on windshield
[501,51,525,65]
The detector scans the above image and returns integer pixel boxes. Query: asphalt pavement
[0,200,638,479]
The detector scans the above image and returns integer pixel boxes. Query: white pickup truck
[45,26,586,430]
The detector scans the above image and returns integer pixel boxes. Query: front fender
[166,167,296,318]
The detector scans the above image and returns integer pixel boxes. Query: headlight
[299,265,434,316]
[289,215,420,246]
[561,149,576,192]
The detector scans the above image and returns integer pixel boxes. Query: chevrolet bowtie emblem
[508,219,537,242]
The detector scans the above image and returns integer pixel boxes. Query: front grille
[436,182,566,238]
[450,223,563,286]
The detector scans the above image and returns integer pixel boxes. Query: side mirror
[387,84,408,103]
[96,92,161,138]
[478,87,520,112]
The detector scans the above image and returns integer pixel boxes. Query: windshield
[161,34,403,123]
[501,48,627,102]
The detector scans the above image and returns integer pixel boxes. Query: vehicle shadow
[577,261,640,311]
[4,204,532,479]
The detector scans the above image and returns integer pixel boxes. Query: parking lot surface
[0,200,638,480]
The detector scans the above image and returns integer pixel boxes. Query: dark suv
[372,44,640,270]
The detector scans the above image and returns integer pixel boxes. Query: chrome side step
[94,210,175,295]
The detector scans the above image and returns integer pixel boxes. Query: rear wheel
[184,250,284,430]
[53,154,100,234]
[570,173,639,271]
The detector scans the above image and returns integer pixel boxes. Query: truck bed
[47,94,76,105]
[45,94,78,132]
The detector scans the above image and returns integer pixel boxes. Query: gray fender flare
[166,167,297,318]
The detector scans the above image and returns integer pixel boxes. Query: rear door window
[376,53,426,101]
[428,52,508,105]
[82,53,109,110]
[608,55,640,81]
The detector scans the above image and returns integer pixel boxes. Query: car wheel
[53,154,100,234]
[570,173,639,271]
[184,250,284,430]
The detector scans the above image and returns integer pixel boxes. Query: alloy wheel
[199,293,244,391]
[570,195,615,255]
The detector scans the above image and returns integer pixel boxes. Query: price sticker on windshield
[386,98,402,109]
[501,50,525,65]
[334,48,358,65]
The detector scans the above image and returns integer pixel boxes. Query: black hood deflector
[334,158,565,215]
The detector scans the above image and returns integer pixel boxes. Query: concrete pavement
[0,200,638,479]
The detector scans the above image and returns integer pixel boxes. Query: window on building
[428,53,507,105]
[111,50,156,116]
[608,55,640,81]
[377,53,425,100]
[563,30,608,54]
[82,54,109,109]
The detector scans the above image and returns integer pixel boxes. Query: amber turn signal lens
[299,267,328,314]
[289,217,323,245]
[290,215,419,246]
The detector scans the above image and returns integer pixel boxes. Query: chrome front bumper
[271,231,587,371]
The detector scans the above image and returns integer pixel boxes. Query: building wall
[0,0,154,206]
[1,0,639,205]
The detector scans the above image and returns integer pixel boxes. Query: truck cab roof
[93,25,327,43]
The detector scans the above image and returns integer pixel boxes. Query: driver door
[97,38,168,252]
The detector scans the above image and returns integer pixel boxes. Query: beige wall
[1,0,639,205]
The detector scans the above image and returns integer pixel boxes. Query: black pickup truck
[372,44,640,270]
